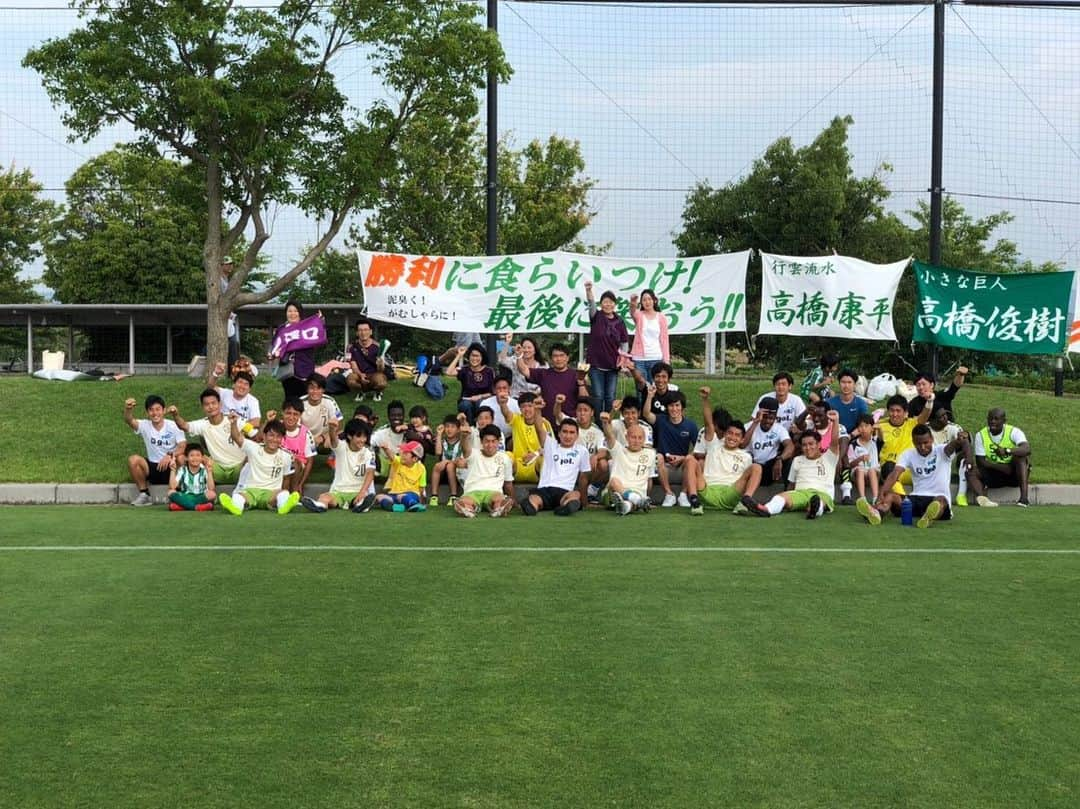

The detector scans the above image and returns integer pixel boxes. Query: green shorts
[329,490,359,509]
[242,487,276,510]
[212,464,242,484]
[463,490,499,511]
[699,484,740,511]
[788,489,835,512]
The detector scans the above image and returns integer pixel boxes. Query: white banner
[758,253,910,340]
[358,249,750,334]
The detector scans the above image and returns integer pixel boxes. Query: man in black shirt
[907,365,968,418]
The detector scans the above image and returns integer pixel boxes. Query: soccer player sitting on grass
[210,361,261,430]
[167,443,216,511]
[429,413,467,507]
[682,387,763,516]
[519,414,591,517]
[877,393,932,494]
[374,440,427,512]
[974,407,1032,507]
[500,391,551,484]
[301,418,378,514]
[454,425,515,518]
[170,389,246,484]
[750,409,841,519]
[599,410,657,516]
[124,395,187,507]
[741,396,793,488]
[266,399,317,494]
[857,424,967,528]
[219,415,300,516]
[555,395,608,502]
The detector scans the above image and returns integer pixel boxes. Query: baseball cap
[400,440,424,460]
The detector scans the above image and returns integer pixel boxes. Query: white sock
[840,481,852,497]
[626,492,642,507]
[957,461,969,495]
[275,491,290,508]
[815,500,825,517]
[766,496,786,515]
[233,495,245,512]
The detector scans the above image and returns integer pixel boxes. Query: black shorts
[908,495,952,521]
[759,457,791,487]
[146,458,172,485]
[530,486,571,510]
[980,467,1019,489]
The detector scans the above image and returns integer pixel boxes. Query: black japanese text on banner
[358,250,750,334]
[758,253,909,340]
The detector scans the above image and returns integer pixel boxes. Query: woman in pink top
[629,288,670,385]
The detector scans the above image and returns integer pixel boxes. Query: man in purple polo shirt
[346,317,388,402]
[519,343,588,425]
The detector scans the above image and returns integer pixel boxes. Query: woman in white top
[498,334,546,398]
[629,289,670,385]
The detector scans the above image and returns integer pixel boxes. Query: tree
[361,130,598,255]
[25,0,508,366]
[44,146,208,303]
[0,164,54,303]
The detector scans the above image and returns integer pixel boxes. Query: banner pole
[484,0,499,363]
[928,0,945,378]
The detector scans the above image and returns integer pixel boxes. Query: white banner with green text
[359,249,751,334]
[758,253,910,340]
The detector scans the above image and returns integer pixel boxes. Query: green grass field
[3,505,1079,807]
[2,374,1079,482]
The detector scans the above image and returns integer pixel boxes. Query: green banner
[913,260,1074,355]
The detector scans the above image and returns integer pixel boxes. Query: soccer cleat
[738,495,760,515]
[278,491,301,515]
[840,495,854,507]
[354,393,366,402]
[856,497,881,526]
[806,494,821,520]
[638,498,652,514]
[976,495,998,508]
[428,495,439,508]
[489,498,513,518]
[690,504,704,516]
[372,392,383,402]
[352,493,377,514]
[391,504,406,512]
[195,502,215,512]
[1016,497,1030,508]
[677,492,691,508]
[554,500,581,517]
[917,499,942,528]
[301,496,326,513]
[750,502,772,518]
[732,501,748,516]
[454,500,477,518]
[168,502,184,511]
[661,493,677,507]
[131,491,153,507]
[519,498,537,516]
[955,493,969,507]
[617,498,633,516]
[447,496,457,508]
[218,493,243,516]
[407,502,426,513]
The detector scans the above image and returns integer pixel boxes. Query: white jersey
[608,443,657,498]
[330,443,377,494]
[701,437,753,488]
[577,423,606,456]
[480,395,519,438]
[538,440,591,490]
[463,450,514,495]
[135,419,185,462]
[470,426,506,453]
[788,451,839,498]
[300,394,342,437]
[847,437,880,471]
[898,444,953,501]
[240,439,289,490]
[754,392,805,431]
[218,388,261,423]
[611,419,653,448]
[185,417,246,467]
[372,425,406,458]
[930,422,962,446]
[743,420,790,464]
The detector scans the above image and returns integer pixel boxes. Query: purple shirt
[458,365,496,399]
[349,341,380,375]
[527,366,580,424]
[587,310,629,370]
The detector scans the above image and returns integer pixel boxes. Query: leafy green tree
[0,164,54,303]
[25,0,507,367]
[44,146,207,303]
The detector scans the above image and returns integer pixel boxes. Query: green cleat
[916,499,942,529]
[856,497,881,526]
[218,493,243,516]
[955,493,968,507]
[278,491,301,515]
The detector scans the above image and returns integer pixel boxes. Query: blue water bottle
[900,496,913,526]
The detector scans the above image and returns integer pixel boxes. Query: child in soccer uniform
[454,425,516,518]
[124,394,187,506]
[682,387,763,516]
[501,392,551,484]
[847,413,881,505]
[375,440,427,512]
[599,411,657,515]
[858,424,967,528]
[268,399,317,493]
[167,444,216,511]
[301,373,344,476]
[751,410,842,519]
[171,389,247,484]
[430,413,467,507]
[301,418,378,513]
[519,415,591,517]
[219,416,301,515]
